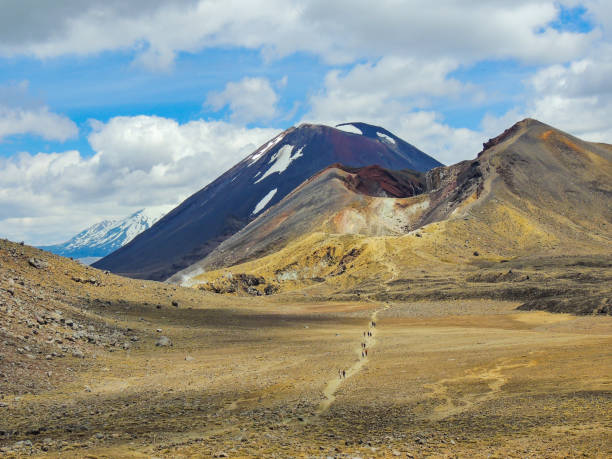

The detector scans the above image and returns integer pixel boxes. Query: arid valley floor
[1,239,610,458]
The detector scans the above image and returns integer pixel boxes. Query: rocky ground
[1,239,611,457]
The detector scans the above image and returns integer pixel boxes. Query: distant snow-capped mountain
[40,207,171,260]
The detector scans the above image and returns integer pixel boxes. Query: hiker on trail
[342,370,346,378]
[361,351,364,358]
[363,331,366,337]
[365,349,368,357]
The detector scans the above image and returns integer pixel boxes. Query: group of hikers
[339,320,377,379]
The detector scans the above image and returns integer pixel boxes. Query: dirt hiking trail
[315,302,390,415]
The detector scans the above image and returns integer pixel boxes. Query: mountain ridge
[40,207,169,260]
[177,118,612,299]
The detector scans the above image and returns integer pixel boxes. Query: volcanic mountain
[93,122,442,280]
[177,119,612,303]
[170,164,427,284]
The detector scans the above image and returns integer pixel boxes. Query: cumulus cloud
[0,117,277,244]
[0,1,596,69]
[206,77,279,123]
[0,106,78,142]
[518,47,612,142]
[0,81,78,141]
[303,56,486,164]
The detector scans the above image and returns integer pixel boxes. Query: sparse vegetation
[1,239,611,457]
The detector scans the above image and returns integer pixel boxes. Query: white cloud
[511,39,612,143]
[0,105,78,141]
[206,77,279,123]
[0,117,277,245]
[303,56,486,165]
[0,1,596,69]
[0,81,78,141]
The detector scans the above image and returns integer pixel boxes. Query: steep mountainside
[171,164,426,284]
[40,208,168,260]
[94,122,441,280]
[181,119,612,311]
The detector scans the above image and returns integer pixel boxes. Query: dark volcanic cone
[94,122,441,280]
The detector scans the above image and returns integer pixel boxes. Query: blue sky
[0,0,610,244]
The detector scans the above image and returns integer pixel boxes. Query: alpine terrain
[40,208,169,263]
[94,122,442,280]
[1,119,611,458]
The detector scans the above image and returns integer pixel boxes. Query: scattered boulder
[28,258,48,269]
[155,336,172,347]
[71,276,100,286]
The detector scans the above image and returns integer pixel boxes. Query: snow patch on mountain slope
[336,124,362,135]
[255,145,304,184]
[377,131,396,144]
[248,133,285,165]
[252,188,277,215]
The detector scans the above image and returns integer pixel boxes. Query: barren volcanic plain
[1,241,611,458]
[1,119,611,457]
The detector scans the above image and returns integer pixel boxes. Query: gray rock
[155,336,172,347]
[72,349,85,358]
[28,258,48,269]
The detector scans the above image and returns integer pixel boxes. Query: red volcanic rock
[326,164,426,198]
